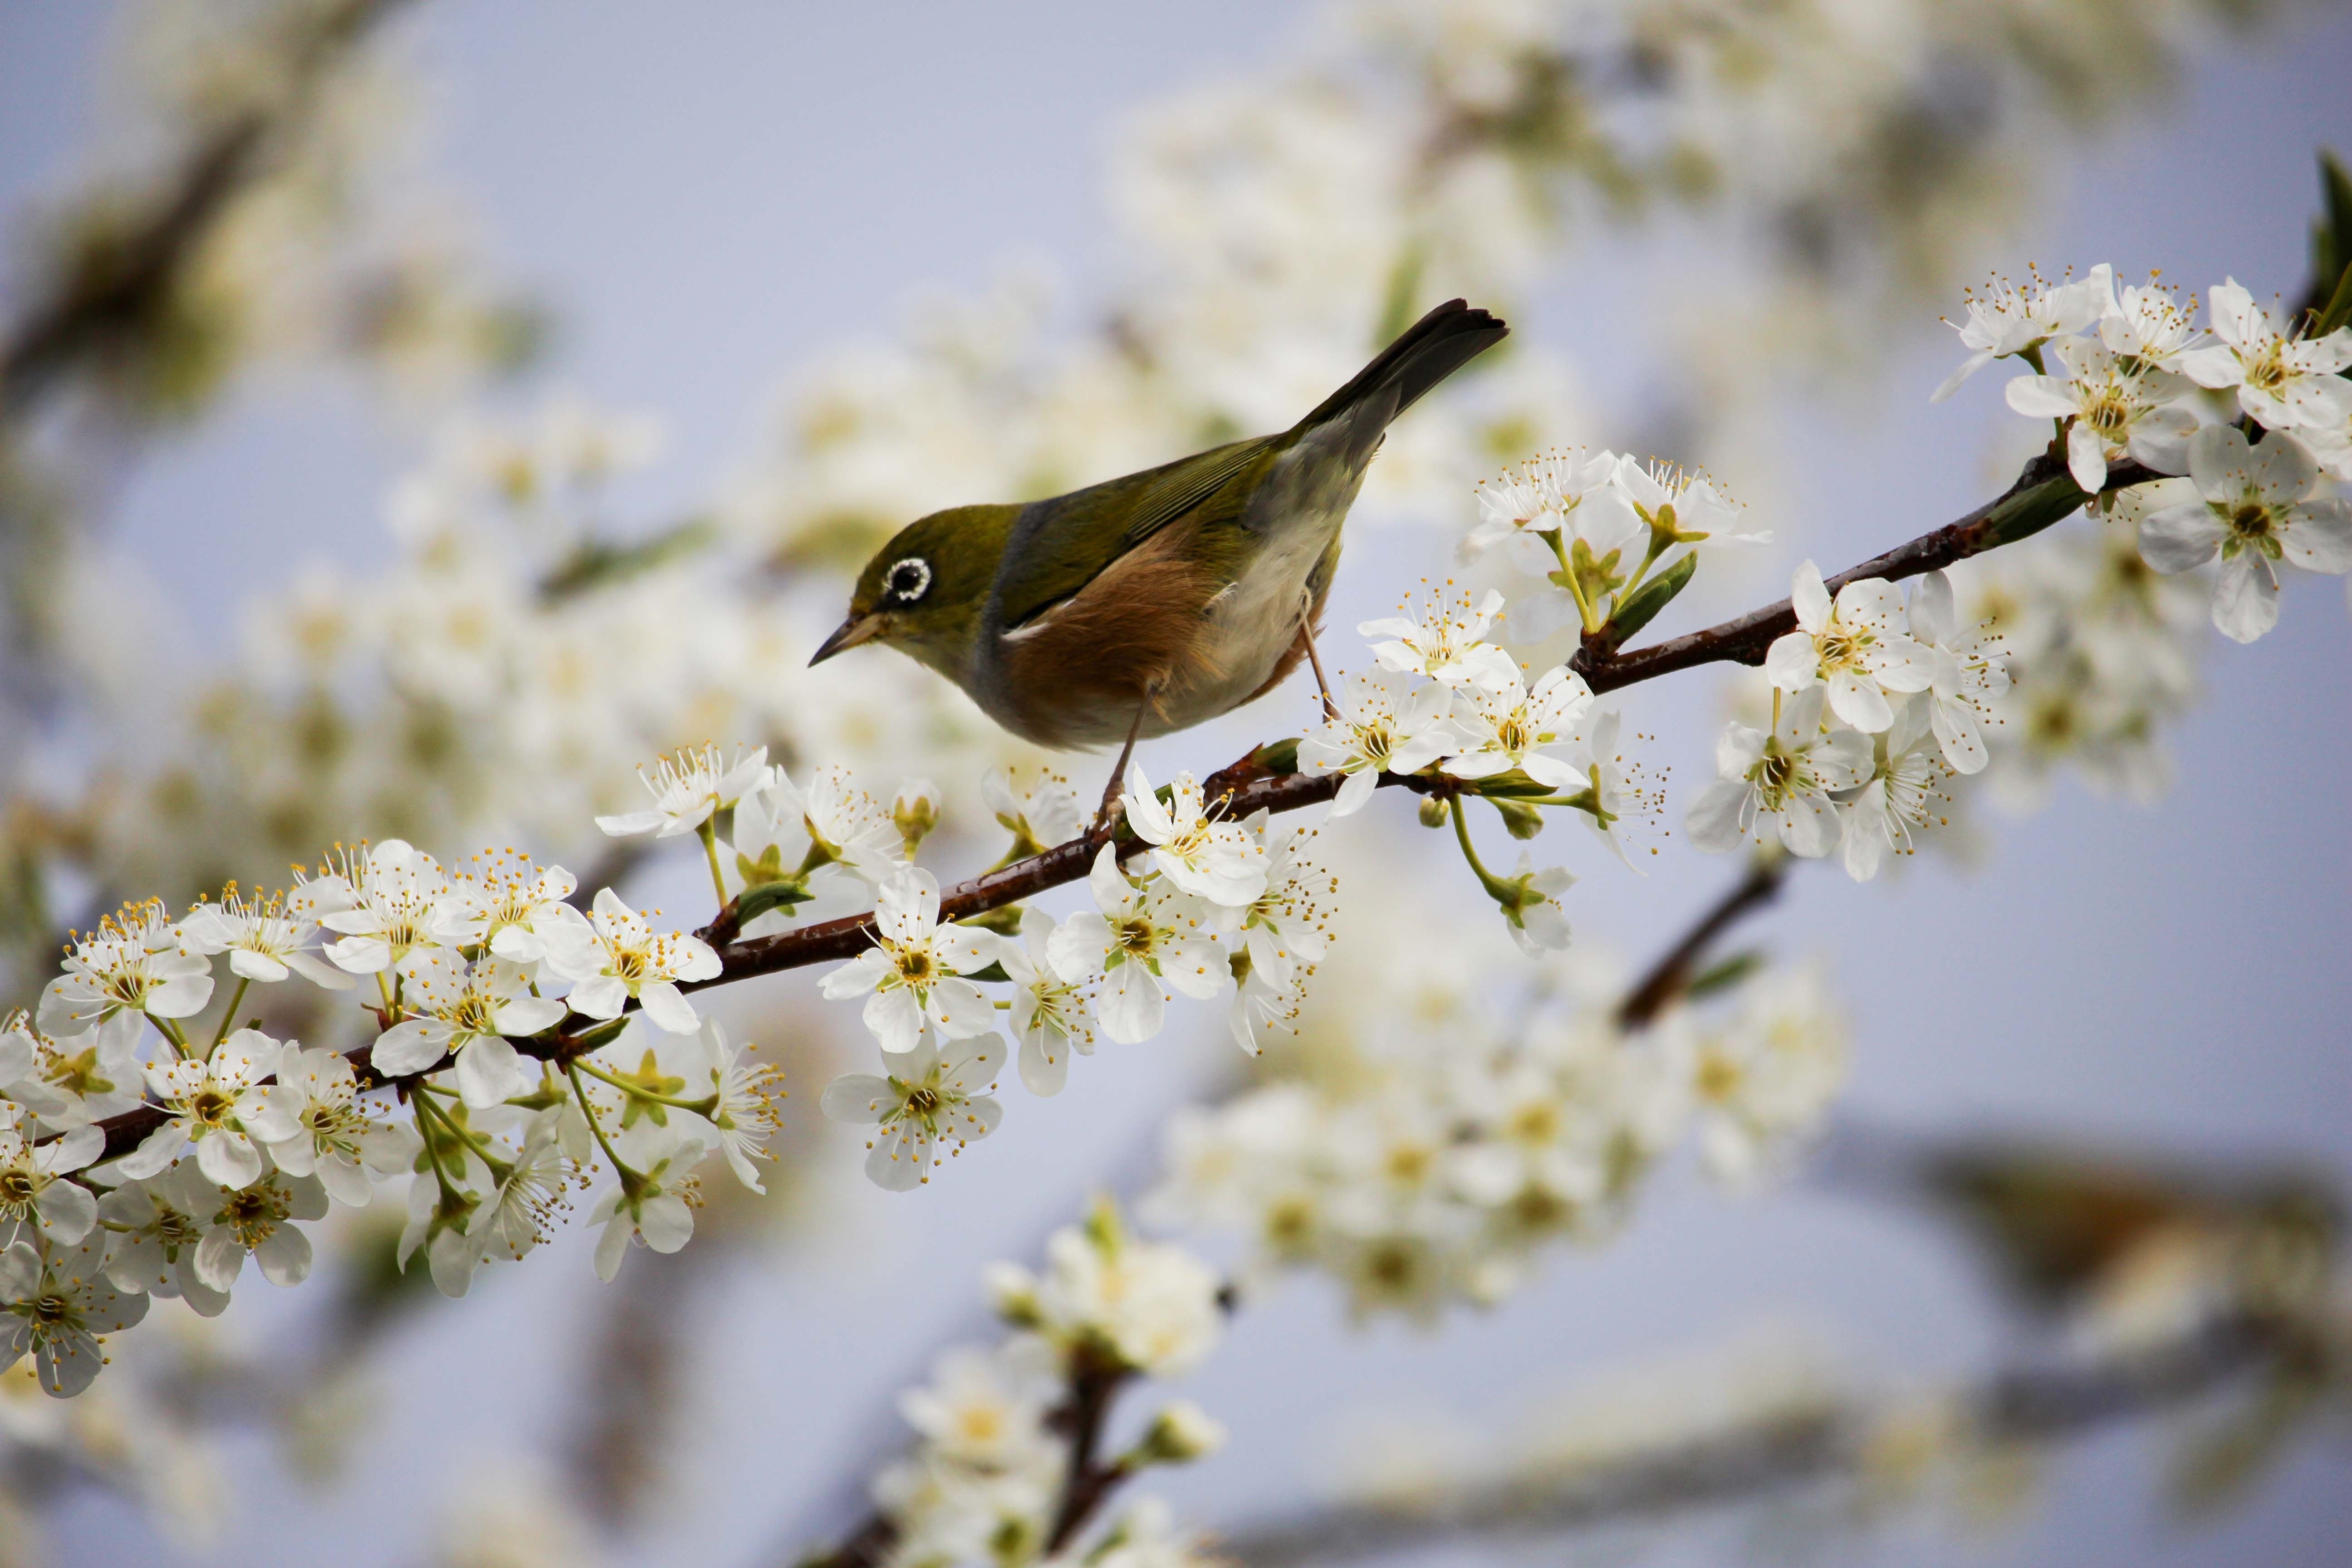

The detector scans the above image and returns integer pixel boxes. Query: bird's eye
[885,557,933,604]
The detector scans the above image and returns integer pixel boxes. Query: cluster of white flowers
[0,828,787,1395]
[1461,448,1769,642]
[1147,952,1845,1322]
[819,769,1333,1189]
[852,1201,1226,1568]
[1686,564,1997,881]
[1955,497,2210,806]
[1946,266,2352,643]
[1298,579,1665,950]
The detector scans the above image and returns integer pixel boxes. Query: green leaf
[1686,950,1764,1001]
[537,517,718,603]
[1609,551,1698,642]
[733,878,815,926]
[568,1016,632,1054]
[955,904,1024,940]
[2312,149,2352,335]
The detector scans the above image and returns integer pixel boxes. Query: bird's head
[810,504,1018,680]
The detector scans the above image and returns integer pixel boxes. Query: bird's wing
[995,436,1281,631]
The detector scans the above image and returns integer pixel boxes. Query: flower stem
[698,819,730,909]
[1448,796,1511,901]
[573,1054,719,1113]
[566,1061,641,1183]
[208,976,250,1053]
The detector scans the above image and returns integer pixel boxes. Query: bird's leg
[1092,697,1151,843]
[1296,590,1339,721]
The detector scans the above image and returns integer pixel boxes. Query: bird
[810,298,1509,798]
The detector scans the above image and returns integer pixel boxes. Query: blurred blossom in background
[0,2,2348,1567]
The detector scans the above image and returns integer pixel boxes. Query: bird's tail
[1292,298,1509,442]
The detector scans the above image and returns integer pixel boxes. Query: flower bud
[892,779,941,856]
[1417,795,1450,829]
[1490,797,1545,840]
[1133,1400,1227,1465]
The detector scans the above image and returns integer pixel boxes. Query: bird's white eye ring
[885,557,933,604]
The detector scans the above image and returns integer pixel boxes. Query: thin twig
[1616,855,1786,1029]
[1214,1313,2281,1568]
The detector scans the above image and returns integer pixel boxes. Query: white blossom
[1764,562,1936,733]
[469,1115,575,1266]
[1686,687,1873,858]
[982,768,1085,858]
[819,867,997,1055]
[595,742,774,838]
[1122,764,1267,907]
[1931,264,2112,401]
[319,840,452,977]
[821,1034,1005,1191]
[1048,847,1230,1046]
[2178,278,2352,432]
[1359,587,1518,691]
[2097,275,2200,368]
[1905,569,2010,775]
[1836,701,1946,882]
[2003,336,2198,493]
[1295,668,1456,817]
[262,1045,418,1205]
[1441,665,1593,789]
[678,1019,783,1193]
[2137,426,2352,642]
[115,1029,298,1189]
[1691,964,1847,1189]
[1615,456,1769,551]
[986,1207,1222,1376]
[897,1344,1057,1471]
[0,1238,148,1398]
[176,885,353,990]
[585,1136,710,1282]
[97,1165,233,1316]
[429,854,587,963]
[183,1168,330,1295]
[0,1111,101,1249]
[38,902,213,1044]
[543,888,722,1034]
[995,908,1095,1097]
[371,952,565,1106]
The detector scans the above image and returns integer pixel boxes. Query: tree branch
[76,450,2123,1169]
[1214,1313,2282,1568]
[0,0,419,419]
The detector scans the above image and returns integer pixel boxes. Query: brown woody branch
[1215,1312,2287,1567]
[82,452,2120,1170]
[0,0,417,419]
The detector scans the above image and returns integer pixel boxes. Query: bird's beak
[809,612,885,666]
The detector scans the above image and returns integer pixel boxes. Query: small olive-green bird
[810,299,1508,750]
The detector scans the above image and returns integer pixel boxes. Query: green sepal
[1608,551,1697,643]
[956,904,1025,941]
[1980,472,2097,549]
[733,877,816,927]
[1686,950,1764,1001]
[1463,767,1555,799]
[568,1015,632,1054]
[1240,737,1300,775]
[1488,796,1546,840]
